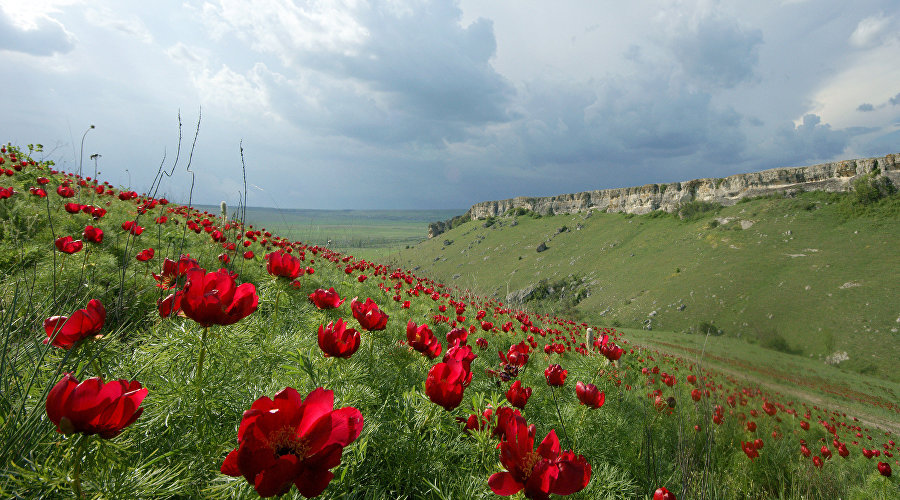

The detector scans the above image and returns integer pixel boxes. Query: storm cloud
[1,0,898,209]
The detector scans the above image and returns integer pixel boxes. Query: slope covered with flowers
[0,143,896,499]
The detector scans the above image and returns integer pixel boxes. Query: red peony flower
[318,319,361,359]
[265,251,302,279]
[136,248,155,261]
[506,380,532,409]
[406,320,442,359]
[82,225,103,243]
[84,205,106,219]
[425,359,468,411]
[446,327,468,347]
[877,461,892,477]
[153,255,200,289]
[180,268,258,327]
[350,297,388,331]
[575,381,605,409]
[598,336,624,362]
[54,236,83,254]
[654,487,677,500]
[43,299,106,349]
[56,185,75,197]
[243,250,255,259]
[45,373,147,439]
[691,389,702,402]
[157,292,183,318]
[444,344,476,382]
[742,441,759,461]
[308,288,344,310]
[544,364,567,387]
[120,220,144,236]
[476,337,489,349]
[221,387,363,498]
[488,413,591,499]
[29,186,47,197]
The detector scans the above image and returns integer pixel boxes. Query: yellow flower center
[268,427,309,459]
[521,450,542,479]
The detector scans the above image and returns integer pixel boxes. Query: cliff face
[428,154,899,238]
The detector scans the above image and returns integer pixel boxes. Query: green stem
[575,405,588,449]
[273,288,280,326]
[72,435,86,499]
[90,357,102,379]
[550,386,571,449]
[196,327,208,384]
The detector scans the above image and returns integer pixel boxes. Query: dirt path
[632,339,900,436]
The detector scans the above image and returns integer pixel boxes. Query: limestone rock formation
[428,153,898,238]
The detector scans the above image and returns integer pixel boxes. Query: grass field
[397,191,900,383]
[2,143,898,499]
[197,205,463,261]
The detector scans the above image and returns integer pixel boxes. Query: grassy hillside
[398,191,900,382]
[2,142,898,499]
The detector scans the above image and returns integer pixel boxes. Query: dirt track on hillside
[633,339,900,436]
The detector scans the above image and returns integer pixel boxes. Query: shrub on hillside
[852,170,895,205]
[696,321,722,336]
[677,200,721,221]
[756,328,801,355]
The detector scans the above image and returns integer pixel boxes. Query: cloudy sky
[1,0,898,210]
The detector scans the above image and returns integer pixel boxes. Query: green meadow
[2,143,897,499]
[397,191,900,383]
[205,206,463,261]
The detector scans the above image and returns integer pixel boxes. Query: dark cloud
[669,16,763,89]
[212,2,514,147]
[510,76,747,170]
[857,103,875,112]
[769,114,851,165]
[890,92,900,106]
[0,8,74,56]
[857,128,900,156]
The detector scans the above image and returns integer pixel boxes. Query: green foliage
[755,328,802,355]
[677,200,722,221]
[4,146,900,500]
[852,170,895,205]
[696,321,722,336]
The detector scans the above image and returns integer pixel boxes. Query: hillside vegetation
[398,191,900,382]
[1,142,898,499]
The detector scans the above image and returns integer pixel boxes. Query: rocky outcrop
[428,153,899,238]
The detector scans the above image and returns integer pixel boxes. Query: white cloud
[806,39,900,128]
[0,2,76,55]
[84,6,153,43]
[0,0,83,28]
[849,13,895,48]
[199,0,369,61]
[166,42,273,119]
